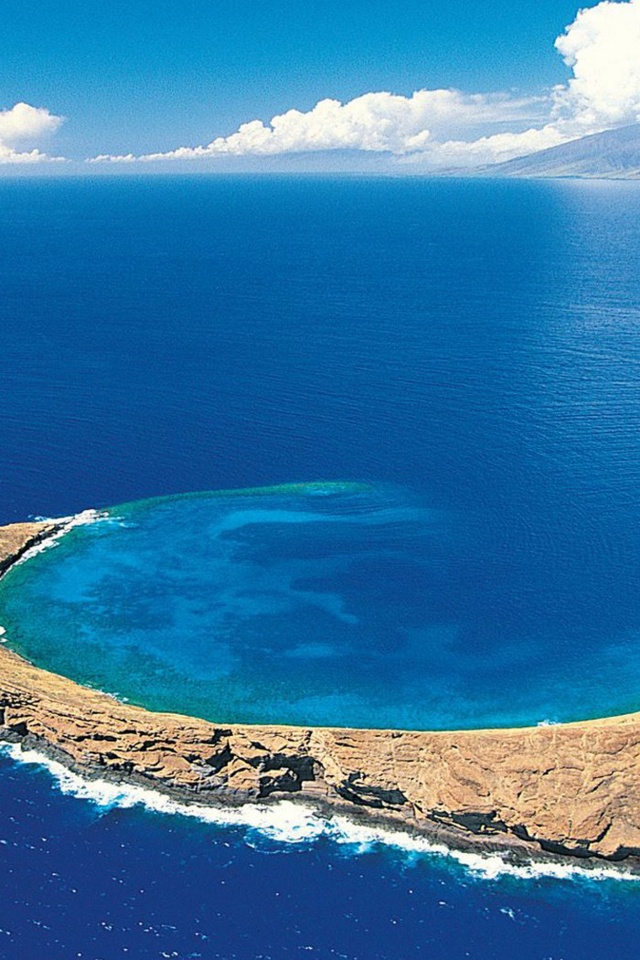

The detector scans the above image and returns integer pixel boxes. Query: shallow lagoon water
[4,480,454,729]
[4,476,640,729]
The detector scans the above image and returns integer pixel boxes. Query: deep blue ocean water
[2,745,640,960]
[2,175,640,955]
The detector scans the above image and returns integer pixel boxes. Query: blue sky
[1,0,639,171]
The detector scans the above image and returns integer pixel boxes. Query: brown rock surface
[0,520,62,575]
[2,519,640,864]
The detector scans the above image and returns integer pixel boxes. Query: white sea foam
[0,743,327,843]
[2,742,638,885]
[14,509,107,567]
[0,512,107,644]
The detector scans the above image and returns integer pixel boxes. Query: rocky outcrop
[0,520,64,576]
[2,520,640,864]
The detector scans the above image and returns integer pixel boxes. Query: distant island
[482,123,640,180]
[2,517,640,869]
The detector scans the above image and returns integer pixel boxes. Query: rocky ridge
[2,520,640,864]
[484,122,640,179]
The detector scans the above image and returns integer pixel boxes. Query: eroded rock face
[0,521,62,576]
[2,520,640,863]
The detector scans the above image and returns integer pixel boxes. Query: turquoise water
[2,478,639,730]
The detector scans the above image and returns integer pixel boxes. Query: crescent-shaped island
[2,514,640,869]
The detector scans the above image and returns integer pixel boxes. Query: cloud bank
[88,0,640,169]
[90,89,546,165]
[0,102,64,164]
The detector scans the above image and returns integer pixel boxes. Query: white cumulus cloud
[89,0,640,170]
[88,90,548,165]
[0,102,65,164]
[403,125,568,169]
[186,90,543,157]
[553,0,640,132]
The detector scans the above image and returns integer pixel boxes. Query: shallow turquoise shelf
[2,482,639,730]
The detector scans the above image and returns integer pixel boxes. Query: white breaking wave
[1,743,638,884]
[14,509,106,567]
[0,509,108,643]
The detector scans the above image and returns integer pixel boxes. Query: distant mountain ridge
[484,124,640,179]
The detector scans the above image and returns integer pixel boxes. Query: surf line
[2,742,638,885]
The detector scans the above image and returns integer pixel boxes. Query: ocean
[2,174,640,956]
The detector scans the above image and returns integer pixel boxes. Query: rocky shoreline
[2,519,640,868]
